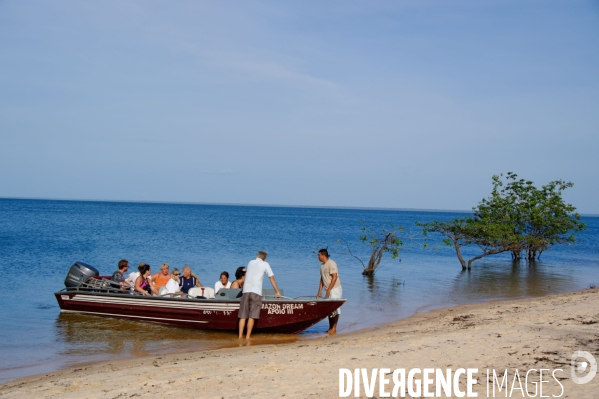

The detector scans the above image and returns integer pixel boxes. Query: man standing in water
[316,248,342,334]
[238,250,281,340]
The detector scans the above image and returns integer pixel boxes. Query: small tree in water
[337,222,404,276]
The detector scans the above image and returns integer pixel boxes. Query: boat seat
[262,288,284,297]
[188,287,215,299]
[214,288,243,300]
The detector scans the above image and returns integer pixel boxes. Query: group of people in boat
[110,260,247,297]
[109,249,342,338]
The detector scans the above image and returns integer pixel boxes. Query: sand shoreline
[2,288,598,398]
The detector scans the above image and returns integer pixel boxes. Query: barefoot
[327,328,337,335]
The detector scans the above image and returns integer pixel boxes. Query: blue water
[1,198,598,383]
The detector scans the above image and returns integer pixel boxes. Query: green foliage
[419,173,586,269]
[360,223,404,260]
[475,172,586,260]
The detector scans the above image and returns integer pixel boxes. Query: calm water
[0,198,598,383]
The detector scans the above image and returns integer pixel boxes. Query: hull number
[203,310,233,315]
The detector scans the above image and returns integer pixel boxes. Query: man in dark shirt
[179,265,202,294]
[111,259,133,289]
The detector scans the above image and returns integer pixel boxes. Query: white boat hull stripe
[61,309,209,323]
[70,295,240,310]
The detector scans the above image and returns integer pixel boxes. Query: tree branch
[334,236,366,269]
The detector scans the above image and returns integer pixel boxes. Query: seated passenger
[179,265,202,294]
[165,268,182,295]
[135,263,157,296]
[230,266,246,289]
[111,259,133,289]
[125,262,146,288]
[152,263,171,290]
[214,271,231,292]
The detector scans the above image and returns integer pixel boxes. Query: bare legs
[238,318,256,339]
[238,318,246,339]
[327,314,339,334]
[246,318,255,339]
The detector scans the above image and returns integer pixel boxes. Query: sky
[1,1,598,213]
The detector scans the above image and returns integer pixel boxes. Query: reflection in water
[54,313,297,365]
[336,274,408,333]
[338,259,585,334]
[447,260,578,304]
[363,274,404,303]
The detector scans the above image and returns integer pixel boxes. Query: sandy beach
[1,288,597,398]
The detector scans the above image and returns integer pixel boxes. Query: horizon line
[0,195,474,214]
[1,196,598,217]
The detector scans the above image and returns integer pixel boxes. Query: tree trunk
[526,247,537,261]
[467,253,487,269]
[362,247,385,275]
[452,238,467,270]
[511,250,522,261]
[467,248,508,269]
[361,233,393,275]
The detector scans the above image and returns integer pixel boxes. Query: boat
[54,262,346,334]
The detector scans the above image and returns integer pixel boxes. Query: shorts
[238,292,262,319]
[329,286,342,316]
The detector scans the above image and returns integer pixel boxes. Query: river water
[1,198,597,383]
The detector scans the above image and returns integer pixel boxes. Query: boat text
[262,303,303,315]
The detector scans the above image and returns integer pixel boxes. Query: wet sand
[1,288,597,398]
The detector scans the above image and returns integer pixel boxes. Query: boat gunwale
[54,288,347,305]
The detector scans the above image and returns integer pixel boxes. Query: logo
[571,351,597,385]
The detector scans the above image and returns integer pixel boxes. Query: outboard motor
[64,261,99,288]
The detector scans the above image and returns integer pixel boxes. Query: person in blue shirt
[179,265,202,294]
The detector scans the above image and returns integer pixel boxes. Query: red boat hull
[54,291,345,334]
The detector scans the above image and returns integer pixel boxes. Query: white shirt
[242,258,274,295]
[165,279,180,295]
[125,272,140,287]
[214,281,232,292]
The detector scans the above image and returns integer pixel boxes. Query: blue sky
[1,1,598,212]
